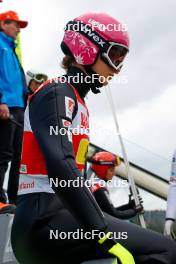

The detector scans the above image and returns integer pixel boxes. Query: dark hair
[61,55,75,70]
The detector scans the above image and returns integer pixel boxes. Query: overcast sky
[1,1,176,208]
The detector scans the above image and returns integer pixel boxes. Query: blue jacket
[0,32,27,107]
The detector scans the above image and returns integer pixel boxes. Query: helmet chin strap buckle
[84,65,103,94]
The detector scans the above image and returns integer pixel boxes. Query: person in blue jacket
[0,10,28,212]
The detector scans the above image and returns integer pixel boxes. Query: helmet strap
[83,65,102,94]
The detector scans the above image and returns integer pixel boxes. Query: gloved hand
[98,232,135,264]
[128,194,144,213]
[164,220,175,239]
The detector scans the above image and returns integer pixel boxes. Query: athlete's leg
[0,114,15,203]
[8,108,24,204]
[11,193,101,264]
[11,193,176,264]
[105,212,176,264]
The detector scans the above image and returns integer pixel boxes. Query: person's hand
[128,194,144,213]
[164,220,175,239]
[98,232,135,264]
[0,104,10,119]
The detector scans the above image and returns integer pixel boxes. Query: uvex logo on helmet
[80,23,106,48]
[65,20,107,49]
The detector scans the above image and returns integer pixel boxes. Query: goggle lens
[34,74,48,83]
[102,43,129,70]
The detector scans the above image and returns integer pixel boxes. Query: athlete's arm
[93,187,136,219]
[164,151,176,237]
[116,203,132,211]
[166,184,176,221]
[29,81,107,231]
[166,150,176,221]
[164,182,176,237]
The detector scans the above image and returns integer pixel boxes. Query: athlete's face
[91,55,125,86]
[1,20,20,39]
[105,166,116,181]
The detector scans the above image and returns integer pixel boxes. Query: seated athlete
[11,12,176,264]
[90,151,143,220]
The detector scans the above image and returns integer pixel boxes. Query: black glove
[128,194,144,213]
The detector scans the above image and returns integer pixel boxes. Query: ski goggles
[91,156,121,166]
[27,71,48,83]
[101,42,129,71]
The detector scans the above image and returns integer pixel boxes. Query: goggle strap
[27,71,35,78]
[91,160,116,166]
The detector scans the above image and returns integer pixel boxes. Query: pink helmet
[61,12,129,70]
